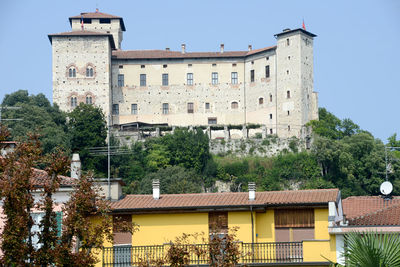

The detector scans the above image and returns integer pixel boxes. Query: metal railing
[102,242,303,266]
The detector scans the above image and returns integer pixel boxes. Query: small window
[187,73,193,85]
[287,38,290,46]
[205,102,210,110]
[265,65,270,78]
[131,104,138,115]
[250,70,255,82]
[287,90,291,98]
[162,74,169,86]
[163,64,167,68]
[112,104,119,115]
[269,114,272,119]
[259,98,264,105]
[231,101,238,109]
[266,56,269,61]
[231,72,238,84]
[86,96,92,104]
[270,94,273,102]
[212,72,218,85]
[100,18,111,24]
[83,18,92,24]
[70,96,77,107]
[69,68,76,78]
[86,67,94,77]
[140,74,146,87]
[251,61,254,65]
[288,56,291,60]
[288,125,291,131]
[162,103,169,114]
[188,64,192,67]
[208,117,217,124]
[232,63,237,67]
[287,70,289,75]
[118,74,124,87]
[187,102,194,113]
[141,65,145,68]
[269,129,273,134]
[212,63,217,67]
[287,111,290,116]
[119,65,123,69]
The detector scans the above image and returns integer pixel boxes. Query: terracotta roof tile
[31,168,76,187]
[111,188,339,211]
[69,12,126,31]
[342,196,400,219]
[111,46,276,60]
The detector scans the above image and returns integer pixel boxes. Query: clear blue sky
[0,0,399,142]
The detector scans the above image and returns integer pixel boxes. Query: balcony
[102,242,303,266]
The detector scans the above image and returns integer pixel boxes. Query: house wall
[255,210,275,242]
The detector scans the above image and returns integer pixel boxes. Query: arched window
[86,96,92,104]
[86,67,94,77]
[231,101,238,109]
[69,67,76,78]
[287,90,291,98]
[70,96,77,107]
[259,97,264,105]
[269,94,273,102]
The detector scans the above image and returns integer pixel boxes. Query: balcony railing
[102,242,303,266]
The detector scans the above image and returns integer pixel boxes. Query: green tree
[67,103,107,175]
[341,232,400,267]
[134,166,203,194]
[1,90,69,154]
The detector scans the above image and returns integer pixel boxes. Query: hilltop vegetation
[2,91,400,198]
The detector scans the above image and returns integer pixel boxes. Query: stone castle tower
[49,11,318,138]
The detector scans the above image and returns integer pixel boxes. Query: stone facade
[49,12,318,138]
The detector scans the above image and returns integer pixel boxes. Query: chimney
[181,44,186,54]
[165,47,170,51]
[152,179,160,200]
[248,45,252,51]
[220,44,224,53]
[248,182,255,201]
[71,153,81,179]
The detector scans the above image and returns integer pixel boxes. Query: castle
[48,11,318,138]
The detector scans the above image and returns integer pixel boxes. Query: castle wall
[51,35,112,119]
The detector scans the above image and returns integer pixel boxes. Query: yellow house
[97,182,344,266]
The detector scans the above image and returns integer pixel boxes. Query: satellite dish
[380,181,393,195]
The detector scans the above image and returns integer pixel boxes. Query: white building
[49,11,318,138]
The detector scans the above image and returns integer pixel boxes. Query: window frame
[70,96,77,107]
[162,103,169,114]
[187,102,194,113]
[187,73,193,86]
[112,104,119,115]
[231,72,238,84]
[208,117,217,125]
[212,72,218,85]
[131,104,138,115]
[140,74,146,87]
[231,101,239,109]
[250,69,255,82]
[118,74,124,87]
[162,73,169,86]
[265,65,270,78]
[85,95,92,105]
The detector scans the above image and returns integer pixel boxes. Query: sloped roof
[111,188,339,211]
[69,12,126,31]
[112,46,276,60]
[343,196,400,219]
[31,168,76,187]
[348,202,400,226]
[48,31,116,49]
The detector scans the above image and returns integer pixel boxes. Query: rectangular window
[209,212,228,236]
[269,114,272,119]
[205,102,210,110]
[265,65,270,78]
[112,104,119,115]
[231,72,238,84]
[187,73,193,85]
[100,18,111,24]
[162,103,169,114]
[140,74,146,87]
[162,74,169,86]
[113,215,132,245]
[287,90,291,98]
[187,102,194,113]
[118,74,124,87]
[250,70,255,82]
[131,104,138,115]
[212,72,218,85]
[208,117,217,124]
